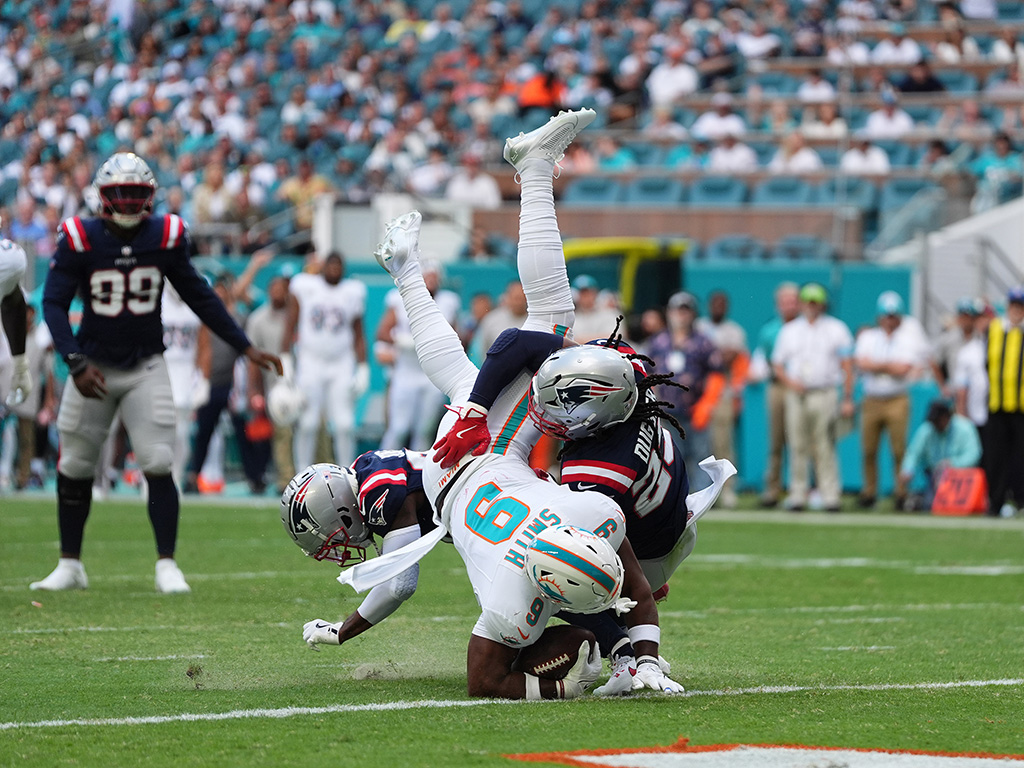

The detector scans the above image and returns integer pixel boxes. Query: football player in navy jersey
[280,450,436,647]
[31,152,281,594]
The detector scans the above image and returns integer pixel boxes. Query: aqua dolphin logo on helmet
[554,380,626,415]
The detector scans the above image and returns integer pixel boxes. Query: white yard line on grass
[817,646,896,652]
[1,679,1021,731]
[659,601,1022,619]
[686,554,1024,575]
[714,511,1024,530]
[6,622,291,635]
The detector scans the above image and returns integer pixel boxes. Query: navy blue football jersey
[470,330,691,561]
[42,214,250,369]
[560,412,689,560]
[352,449,435,538]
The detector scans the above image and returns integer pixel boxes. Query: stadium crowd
[1,0,1023,516]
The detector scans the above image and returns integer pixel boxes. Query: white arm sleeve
[355,524,424,625]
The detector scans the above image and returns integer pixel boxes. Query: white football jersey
[291,272,366,360]
[0,237,27,367]
[443,456,625,647]
[161,286,201,366]
[385,287,460,376]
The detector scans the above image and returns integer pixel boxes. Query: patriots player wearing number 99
[282,449,437,647]
[31,152,282,594]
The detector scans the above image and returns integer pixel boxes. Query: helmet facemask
[94,152,157,229]
[281,463,370,568]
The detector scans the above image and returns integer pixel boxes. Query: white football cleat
[30,558,89,591]
[503,108,596,173]
[374,210,422,277]
[155,559,191,594]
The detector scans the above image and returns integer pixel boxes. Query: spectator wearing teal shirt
[900,399,981,510]
[969,132,1022,212]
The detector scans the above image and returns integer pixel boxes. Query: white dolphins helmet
[528,344,639,440]
[524,525,624,614]
[280,463,369,566]
[94,152,157,228]
[267,378,305,426]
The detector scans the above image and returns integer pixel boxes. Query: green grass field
[2,496,1022,767]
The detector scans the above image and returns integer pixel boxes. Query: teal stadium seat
[752,72,799,96]
[622,177,688,207]
[705,235,768,260]
[623,142,665,166]
[934,71,978,93]
[771,235,835,261]
[878,178,940,231]
[751,177,816,206]
[816,176,879,214]
[561,177,624,206]
[689,176,748,207]
[873,140,914,167]
[997,1,1024,20]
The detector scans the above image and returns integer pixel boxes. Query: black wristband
[65,353,88,377]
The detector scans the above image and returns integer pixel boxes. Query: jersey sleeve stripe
[563,459,637,480]
[357,470,407,504]
[490,392,529,455]
[62,218,89,252]
[161,214,183,249]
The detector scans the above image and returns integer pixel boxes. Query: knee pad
[57,472,93,506]
[388,563,419,603]
[136,443,174,475]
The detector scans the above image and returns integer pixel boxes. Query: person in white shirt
[953,305,993,430]
[735,21,782,60]
[445,153,502,210]
[840,132,892,175]
[569,274,624,345]
[283,252,369,470]
[825,33,871,66]
[771,283,855,512]
[870,24,922,65]
[161,284,202,485]
[376,260,461,452]
[853,291,935,509]
[646,43,700,107]
[864,92,915,139]
[708,133,758,174]
[768,132,824,174]
[692,93,747,141]
[796,70,837,103]
[801,102,848,140]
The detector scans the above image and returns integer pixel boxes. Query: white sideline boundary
[2,678,1021,731]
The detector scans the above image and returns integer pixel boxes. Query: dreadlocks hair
[556,316,690,460]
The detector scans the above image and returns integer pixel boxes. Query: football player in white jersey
[283,252,368,470]
[375,260,461,452]
[0,227,31,409]
[334,110,699,700]
[161,283,202,484]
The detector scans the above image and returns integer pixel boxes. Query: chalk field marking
[687,554,1024,576]
[509,742,1024,768]
[659,601,1021,620]
[1,679,1021,731]
[817,646,896,652]
[6,622,291,636]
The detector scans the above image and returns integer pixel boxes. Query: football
[511,624,596,680]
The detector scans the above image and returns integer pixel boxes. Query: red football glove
[432,404,490,468]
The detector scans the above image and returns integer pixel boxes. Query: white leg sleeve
[355,524,423,625]
[393,264,478,404]
[516,159,575,336]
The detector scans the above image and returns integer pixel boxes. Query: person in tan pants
[854,291,936,510]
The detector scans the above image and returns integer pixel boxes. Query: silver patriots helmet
[94,152,157,228]
[528,345,639,440]
[280,463,369,567]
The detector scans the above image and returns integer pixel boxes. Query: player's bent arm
[281,293,299,354]
[41,251,83,361]
[1,287,27,356]
[616,537,659,658]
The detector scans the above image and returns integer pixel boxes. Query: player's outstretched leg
[505,109,595,332]
[374,210,478,403]
[374,210,422,278]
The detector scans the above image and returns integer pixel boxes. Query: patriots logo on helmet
[554,379,626,414]
[287,476,319,536]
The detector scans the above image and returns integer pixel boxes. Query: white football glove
[612,597,637,616]
[302,619,342,649]
[559,640,601,699]
[5,354,31,407]
[280,353,295,382]
[352,362,370,398]
[190,377,211,410]
[634,655,685,694]
[593,655,641,696]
